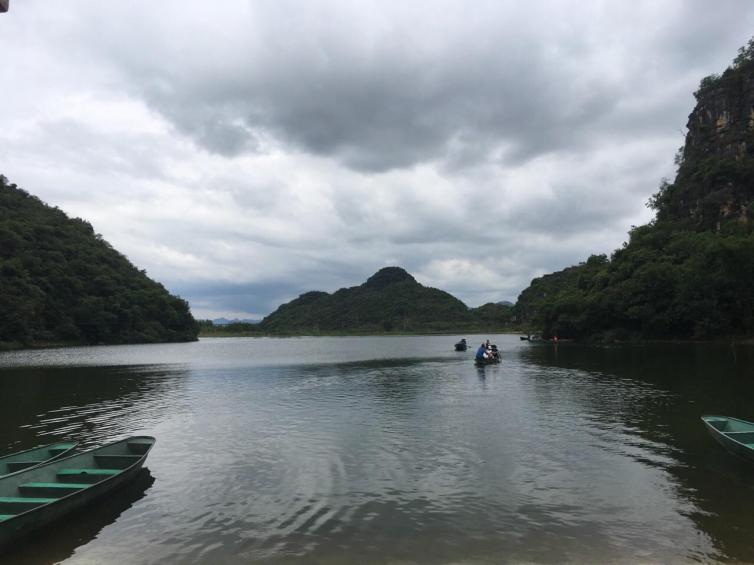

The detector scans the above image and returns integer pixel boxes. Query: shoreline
[2,333,753,353]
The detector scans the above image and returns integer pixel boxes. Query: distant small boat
[519,336,529,341]
[0,442,77,478]
[454,339,467,351]
[701,415,754,462]
[0,436,155,548]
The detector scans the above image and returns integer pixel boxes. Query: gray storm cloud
[71,1,743,170]
[1,0,753,318]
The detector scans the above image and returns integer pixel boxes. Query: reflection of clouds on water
[3,337,752,562]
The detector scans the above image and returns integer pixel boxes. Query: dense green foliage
[516,224,754,340]
[515,40,754,341]
[0,176,198,347]
[259,267,514,334]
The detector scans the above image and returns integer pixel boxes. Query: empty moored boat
[0,436,155,548]
[0,442,77,478]
[701,415,754,462]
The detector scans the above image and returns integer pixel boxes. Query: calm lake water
[2,335,754,564]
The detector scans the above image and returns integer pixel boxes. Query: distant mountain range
[212,317,259,326]
[259,266,514,333]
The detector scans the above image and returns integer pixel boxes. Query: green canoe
[701,415,754,462]
[0,435,155,549]
[0,442,78,478]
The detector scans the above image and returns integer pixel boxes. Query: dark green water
[1,335,754,564]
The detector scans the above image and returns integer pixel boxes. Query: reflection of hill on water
[1,469,155,565]
[516,342,754,562]
[0,365,191,452]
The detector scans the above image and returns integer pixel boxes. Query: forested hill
[515,38,754,341]
[260,266,513,333]
[0,175,198,348]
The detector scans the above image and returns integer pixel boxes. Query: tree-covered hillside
[260,266,514,333]
[515,39,754,341]
[0,175,198,348]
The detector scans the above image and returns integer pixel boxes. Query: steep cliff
[653,39,754,229]
[515,38,754,340]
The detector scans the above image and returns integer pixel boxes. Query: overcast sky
[1,1,753,319]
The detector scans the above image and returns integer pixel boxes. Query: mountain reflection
[517,341,754,562]
[0,365,190,452]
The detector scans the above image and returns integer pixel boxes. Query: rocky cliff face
[654,44,754,229]
[513,39,754,340]
[685,74,754,162]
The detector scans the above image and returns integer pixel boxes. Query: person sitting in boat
[476,343,488,360]
[490,344,499,359]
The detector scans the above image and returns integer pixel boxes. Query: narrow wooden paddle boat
[701,415,754,462]
[474,356,501,366]
[0,442,78,478]
[0,436,155,548]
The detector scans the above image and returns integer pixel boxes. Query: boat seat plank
[57,468,120,484]
[94,454,142,469]
[722,431,754,443]
[58,468,119,476]
[0,497,57,513]
[127,440,153,455]
[19,483,88,498]
[0,497,57,503]
[6,461,44,473]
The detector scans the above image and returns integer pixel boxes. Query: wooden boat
[0,436,155,548]
[701,415,754,462]
[474,356,501,366]
[0,442,78,478]
[454,340,467,351]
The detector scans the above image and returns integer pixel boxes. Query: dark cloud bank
[3,1,754,317]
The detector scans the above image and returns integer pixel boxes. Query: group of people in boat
[475,339,500,362]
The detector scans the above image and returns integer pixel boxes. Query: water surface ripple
[2,336,754,563]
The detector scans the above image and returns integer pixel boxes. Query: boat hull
[0,436,154,550]
[701,415,754,463]
[0,442,78,478]
[474,358,501,366]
